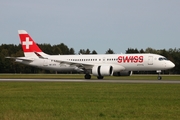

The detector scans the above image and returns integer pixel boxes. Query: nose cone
[167,61,175,69]
[172,62,175,68]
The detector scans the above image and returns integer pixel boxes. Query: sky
[1,0,180,54]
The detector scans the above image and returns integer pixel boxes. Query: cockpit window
[158,57,168,61]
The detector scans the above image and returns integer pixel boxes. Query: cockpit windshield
[158,57,168,61]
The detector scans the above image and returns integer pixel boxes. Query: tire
[157,76,162,80]
[85,74,91,79]
[97,76,104,79]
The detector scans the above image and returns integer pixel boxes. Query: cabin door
[148,56,153,65]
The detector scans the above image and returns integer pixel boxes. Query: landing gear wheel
[84,74,91,79]
[157,76,162,80]
[156,70,162,80]
[97,76,104,79]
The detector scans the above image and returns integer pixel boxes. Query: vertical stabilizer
[18,30,48,58]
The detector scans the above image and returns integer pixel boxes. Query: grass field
[0,82,180,120]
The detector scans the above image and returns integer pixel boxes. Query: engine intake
[92,65,113,76]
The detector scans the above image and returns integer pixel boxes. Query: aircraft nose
[172,62,175,68]
[168,61,175,69]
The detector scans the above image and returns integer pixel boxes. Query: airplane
[7,30,175,80]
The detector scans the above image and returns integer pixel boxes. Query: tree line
[0,43,179,74]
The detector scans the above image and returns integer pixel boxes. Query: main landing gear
[157,70,162,80]
[84,73,104,79]
[84,73,91,79]
[97,76,104,79]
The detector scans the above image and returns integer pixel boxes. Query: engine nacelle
[92,65,113,76]
[113,71,132,76]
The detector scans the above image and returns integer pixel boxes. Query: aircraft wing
[54,59,93,68]
[52,59,125,71]
[33,52,92,67]
[6,57,34,62]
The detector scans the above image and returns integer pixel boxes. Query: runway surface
[0,79,180,84]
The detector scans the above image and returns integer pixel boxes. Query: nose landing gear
[157,70,162,80]
[157,75,162,80]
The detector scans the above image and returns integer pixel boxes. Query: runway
[0,79,180,84]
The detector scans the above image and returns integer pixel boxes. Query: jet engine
[113,71,132,76]
[92,65,113,76]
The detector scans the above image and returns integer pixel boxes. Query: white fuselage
[17,53,175,72]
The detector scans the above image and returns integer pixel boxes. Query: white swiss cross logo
[22,37,33,49]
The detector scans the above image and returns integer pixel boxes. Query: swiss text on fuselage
[118,56,143,63]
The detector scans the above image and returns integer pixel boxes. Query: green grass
[0,74,180,80]
[0,82,180,120]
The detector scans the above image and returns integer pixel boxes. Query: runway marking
[0,79,180,84]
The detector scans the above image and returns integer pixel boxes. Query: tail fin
[18,30,48,57]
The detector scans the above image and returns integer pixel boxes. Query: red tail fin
[18,30,42,52]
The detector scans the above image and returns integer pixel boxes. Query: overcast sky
[1,0,180,54]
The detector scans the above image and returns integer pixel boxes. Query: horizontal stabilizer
[6,57,34,62]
